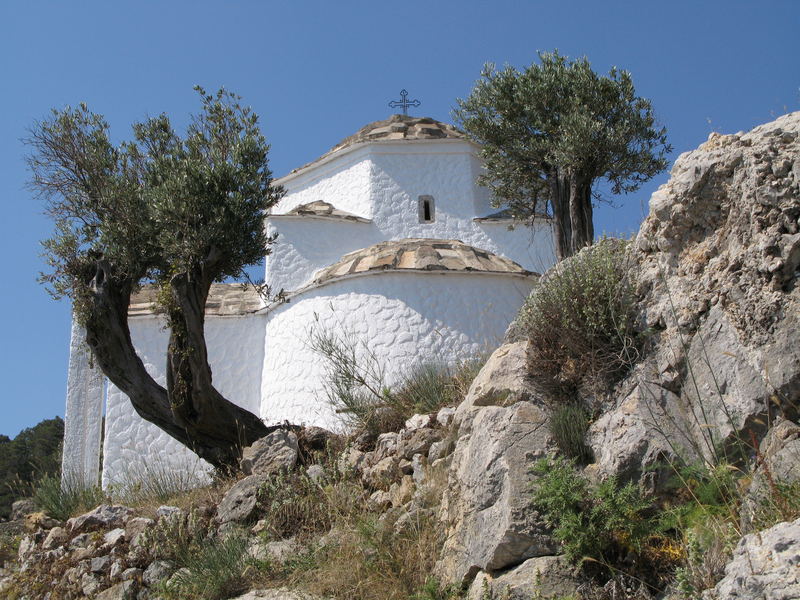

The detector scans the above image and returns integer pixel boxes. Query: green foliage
[531,456,657,564]
[310,322,482,436]
[255,469,356,541]
[0,417,65,520]
[32,472,105,521]
[158,530,252,600]
[549,403,593,463]
[138,507,214,563]
[28,86,282,319]
[518,238,641,398]
[453,50,670,230]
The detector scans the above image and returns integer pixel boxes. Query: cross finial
[388,89,421,116]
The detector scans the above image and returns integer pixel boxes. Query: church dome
[285,115,468,177]
[311,238,534,286]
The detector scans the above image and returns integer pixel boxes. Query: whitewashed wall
[260,271,534,431]
[266,140,556,293]
[102,314,264,487]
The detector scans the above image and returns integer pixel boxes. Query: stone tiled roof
[128,283,262,317]
[312,238,534,285]
[270,200,370,223]
[285,115,468,177]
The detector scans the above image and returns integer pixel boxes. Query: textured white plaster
[267,141,556,293]
[62,320,104,487]
[260,271,534,431]
[102,315,265,487]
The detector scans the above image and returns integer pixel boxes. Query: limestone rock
[155,506,181,519]
[704,518,800,599]
[248,537,301,564]
[96,580,138,600]
[398,427,442,460]
[404,413,432,430]
[306,464,325,483]
[454,342,535,428]
[104,527,127,546]
[436,401,558,585]
[125,517,154,547]
[142,559,174,587]
[741,419,800,531]
[241,430,299,476]
[466,555,581,600]
[633,112,800,450]
[42,526,68,550]
[216,474,268,525]
[588,379,697,490]
[11,498,36,521]
[68,504,134,533]
[436,406,455,427]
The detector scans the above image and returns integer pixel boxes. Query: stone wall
[260,271,535,431]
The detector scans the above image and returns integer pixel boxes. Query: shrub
[158,530,252,600]
[309,322,482,437]
[517,238,641,399]
[531,456,667,567]
[32,473,105,521]
[549,402,593,463]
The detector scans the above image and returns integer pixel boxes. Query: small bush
[33,473,105,521]
[158,530,251,600]
[517,238,641,399]
[391,358,483,417]
[549,402,593,462]
[531,456,668,568]
[310,322,482,436]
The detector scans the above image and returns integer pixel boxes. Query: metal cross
[388,89,421,115]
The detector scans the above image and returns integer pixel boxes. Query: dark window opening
[418,195,435,223]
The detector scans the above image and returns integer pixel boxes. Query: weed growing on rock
[310,321,482,437]
[549,402,593,463]
[32,473,105,521]
[518,238,642,400]
[157,530,252,600]
[531,456,679,589]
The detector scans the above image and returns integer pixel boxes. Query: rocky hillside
[1,113,798,600]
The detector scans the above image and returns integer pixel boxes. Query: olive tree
[454,51,671,261]
[28,87,284,471]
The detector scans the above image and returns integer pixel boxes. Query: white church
[62,113,556,488]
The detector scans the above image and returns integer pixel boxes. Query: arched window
[418,195,435,223]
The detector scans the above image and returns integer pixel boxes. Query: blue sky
[1,1,798,437]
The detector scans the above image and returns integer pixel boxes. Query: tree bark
[549,171,594,261]
[549,171,572,262]
[568,176,594,256]
[167,265,272,471]
[83,258,274,473]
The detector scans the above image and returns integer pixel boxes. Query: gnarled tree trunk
[549,170,594,261]
[82,258,273,473]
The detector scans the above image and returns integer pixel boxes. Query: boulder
[96,580,138,600]
[740,419,800,531]
[216,474,268,525]
[42,526,68,550]
[10,498,36,521]
[142,559,174,586]
[125,516,154,547]
[68,504,134,533]
[704,518,800,600]
[436,401,558,585]
[240,430,299,476]
[466,555,581,600]
[587,378,697,490]
[454,342,535,428]
[633,113,800,455]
